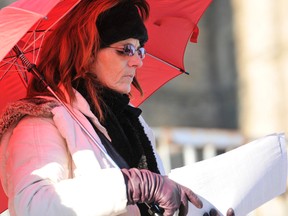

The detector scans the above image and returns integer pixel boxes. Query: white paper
[169,133,287,216]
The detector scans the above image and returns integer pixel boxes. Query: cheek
[93,61,123,86]
[91,50,129,88]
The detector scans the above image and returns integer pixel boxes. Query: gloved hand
[121,168,203,216]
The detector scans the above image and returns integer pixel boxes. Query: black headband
[97,2,148,47]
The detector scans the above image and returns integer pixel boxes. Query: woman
[0,0,234,216]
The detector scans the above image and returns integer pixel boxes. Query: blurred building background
[0,0,287,215]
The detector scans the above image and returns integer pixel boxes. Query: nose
[128,53,143,68]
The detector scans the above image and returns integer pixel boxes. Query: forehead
[111,38,141,47]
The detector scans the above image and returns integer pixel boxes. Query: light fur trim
[0,98,59,139]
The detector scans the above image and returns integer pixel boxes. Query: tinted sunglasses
[107,44,146,59]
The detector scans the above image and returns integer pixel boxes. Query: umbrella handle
[146,203,164,216]
[12,46,47,87]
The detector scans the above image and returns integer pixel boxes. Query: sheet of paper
[169,133,287,216]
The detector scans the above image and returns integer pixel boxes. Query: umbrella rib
[146,53,189,75]
[20,1,82,63]
[22,29,48,61]
[6,6,48,19]
[23,20,43,63]
[0,57,18,80]
[14,62,29,87]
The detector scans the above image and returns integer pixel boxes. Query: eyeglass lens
[123,44,146,59]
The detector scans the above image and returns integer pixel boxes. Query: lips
[124,72,135,79]
[126,74,134,78]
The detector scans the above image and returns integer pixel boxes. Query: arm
[5,116,127,216]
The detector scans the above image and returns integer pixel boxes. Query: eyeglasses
[107,44,146,59]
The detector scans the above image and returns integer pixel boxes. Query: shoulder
[0,97,60,138]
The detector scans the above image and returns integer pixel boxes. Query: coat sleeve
[5,116,128,216]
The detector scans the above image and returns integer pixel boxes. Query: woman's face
[90,38,144,94]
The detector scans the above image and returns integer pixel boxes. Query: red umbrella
[0,0,212,213]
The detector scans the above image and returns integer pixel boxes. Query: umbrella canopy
[131,0,212,106]
[0,0,212,213]
[0,0,81,114]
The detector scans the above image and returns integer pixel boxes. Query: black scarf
[99,88,160,173]
[75,82,160,174]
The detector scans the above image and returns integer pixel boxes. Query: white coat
[0,90,165,216]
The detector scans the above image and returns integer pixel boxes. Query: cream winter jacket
[0,91,164,216]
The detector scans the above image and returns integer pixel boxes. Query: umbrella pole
[12,45,118,168]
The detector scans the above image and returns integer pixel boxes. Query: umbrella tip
[180,69,189,75]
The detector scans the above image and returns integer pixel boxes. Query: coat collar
[57,84,112,141]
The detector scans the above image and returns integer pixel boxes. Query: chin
[115,87,131,95]
[122,89,131,94]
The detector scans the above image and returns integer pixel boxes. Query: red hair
[27,0,149,121]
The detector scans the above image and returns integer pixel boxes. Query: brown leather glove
[121,168,203,216]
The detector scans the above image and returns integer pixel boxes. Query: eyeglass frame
[105,43,146,59]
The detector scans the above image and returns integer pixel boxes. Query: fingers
[178,196,189,216]
[209,208,220,216]
[182,186,203,209]
[203,208,220,216]
[170,184,202,216]
[204,208,234,216]
[226,208,235,216]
